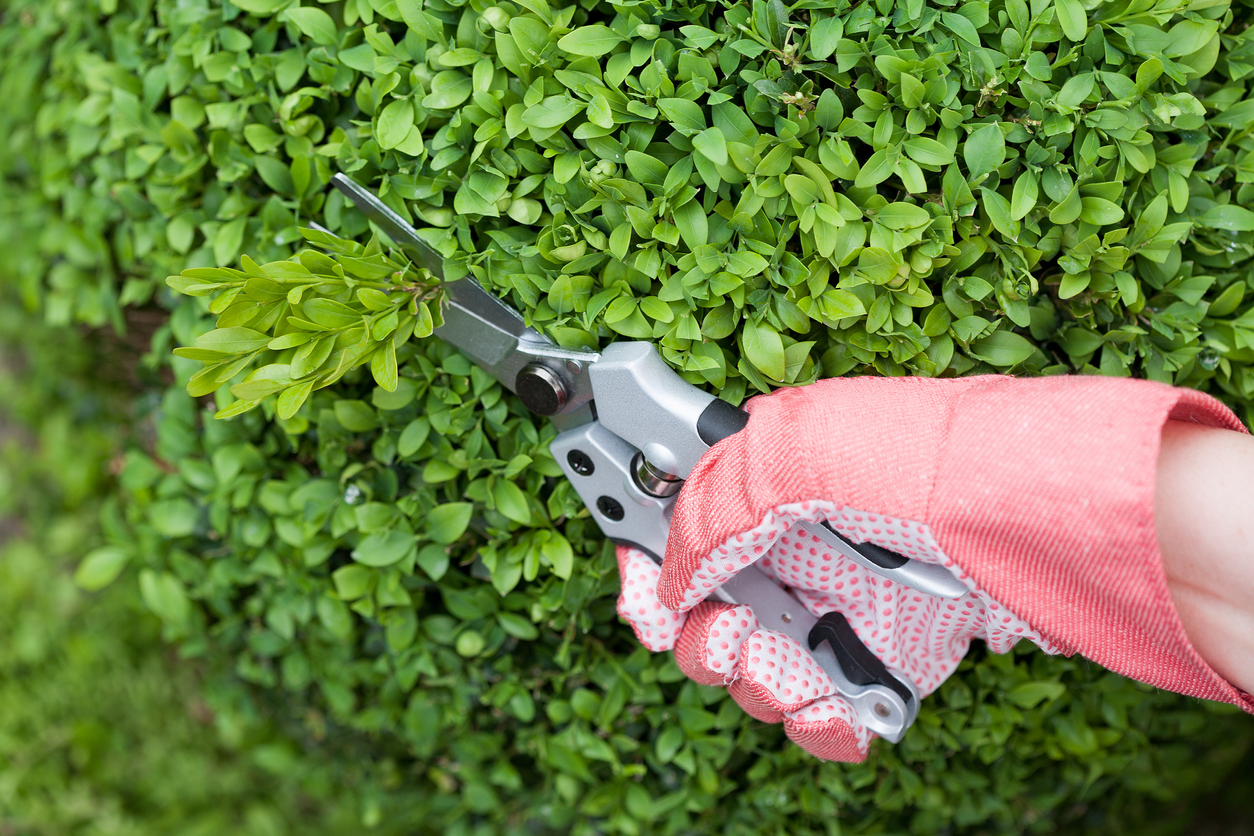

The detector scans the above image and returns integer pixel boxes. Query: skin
[1157,420,1254,695]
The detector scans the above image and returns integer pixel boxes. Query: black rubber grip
[808,612,914,706]
[696,399,750,446]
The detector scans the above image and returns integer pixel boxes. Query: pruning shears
[331,174,969,743]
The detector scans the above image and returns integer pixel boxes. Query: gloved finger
[670,592,876,761]
[727,629,838,724]
[616,546,685,651]
[673,602,758,686]
[784,696,871,763]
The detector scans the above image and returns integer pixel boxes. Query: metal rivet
[873,702,891,718]
[566,450,595,476]
[781,613,792,623]
[596,496,625,522]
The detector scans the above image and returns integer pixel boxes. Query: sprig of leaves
[167,228,444,419]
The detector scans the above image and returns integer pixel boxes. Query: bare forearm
[1157,419,1254,695]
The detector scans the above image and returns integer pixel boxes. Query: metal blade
[330,173,447,278]
[799,522,969,599]
[331,173,530,343]
[330,173,597,416]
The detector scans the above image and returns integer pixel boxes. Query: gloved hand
[616,375,1254,762]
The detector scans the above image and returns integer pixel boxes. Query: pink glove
[617,375,1254,762]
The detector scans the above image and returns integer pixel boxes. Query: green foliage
[0,320,430,835]
[4,0,1254,833]
[11,0,1254,403]
[167,229,444,419]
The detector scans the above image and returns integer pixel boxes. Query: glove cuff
[931,377,1253,711]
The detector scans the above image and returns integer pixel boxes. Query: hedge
[3,0,1254,832]
[0,318,384,833]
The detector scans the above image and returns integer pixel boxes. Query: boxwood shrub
[4,0,1254,832]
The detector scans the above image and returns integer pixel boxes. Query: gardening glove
[616,375,1254,763]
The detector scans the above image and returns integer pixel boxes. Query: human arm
[1158,419,1254,695]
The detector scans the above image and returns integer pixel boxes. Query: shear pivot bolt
[516,363,568,415]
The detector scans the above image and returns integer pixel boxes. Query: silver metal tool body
[327,174,977,743]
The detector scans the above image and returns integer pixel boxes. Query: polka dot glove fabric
[618,375,1254,763]
[616,503,1051,762]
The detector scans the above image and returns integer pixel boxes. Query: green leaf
[742,321,785,380]
[655,725,684,763]
[1165,19,1217,58]
[397,0,445,43]
[1008,681,1067,709]
[1078,197,1124,226]
[692,127,727,165]
[854,149,894,188]
[167,275,221,297]
[1209,282,1245,317]
[964,124,1005,179]
[941,11,981,44]
[1199,205,1254,231]
[625,150,668,186]
[370,341,398,392]
[283,7,337,46]
[332,565,373,601]
[587,93,614,129]
[818,288,866,321]
[542,535,574,579]
[875,202,931,230]
[1055,0,1087,43]
[291,336,334,379]
[230,0,290,12]
[149,499,199,538]
[195,327,271,354]
[426,502,474,544]
[139,570,191,627]
[657,98,705,133]
[376,99,415,150]
[1049,186,1083,225]
[334,400,379,432]
[492,480,531,524]
[304,298,361,329]
[784,174,818,206]
[903,137,955,167]
[422,71,473,110]
[398,418,431,457]
[498,612,539,640]
[417,544,450,581]
[900,73,925,109]
[609,224,632,261]
[726,250,768,277]
[74,546,131,591]
[809,16,842,59]
[352,530,415,568]
[523,96,584,129]
[673,201,708,249]
[1010,171,1039,221]
[557,25,623,57]
[277,379,314,419]
[317,594,355,638]
[214,217,247,266]
[970,330,1036,367]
